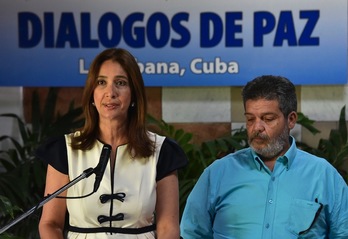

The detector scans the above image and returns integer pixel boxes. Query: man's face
[244,99,295,159]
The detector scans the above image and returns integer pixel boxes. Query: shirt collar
[251,136,297,171]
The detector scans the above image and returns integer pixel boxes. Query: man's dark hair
[242,75,297,116]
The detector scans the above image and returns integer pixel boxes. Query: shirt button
[271,176,275,181]
[268,199,273,204]
[265,223,270,228]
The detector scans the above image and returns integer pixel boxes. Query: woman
[37,48,188,238]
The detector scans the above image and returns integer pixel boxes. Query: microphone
[93,144,112,192]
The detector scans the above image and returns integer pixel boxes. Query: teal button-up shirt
[180,137,348,239]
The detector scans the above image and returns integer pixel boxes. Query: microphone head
[93,144,112,192]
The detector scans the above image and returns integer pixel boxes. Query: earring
[131,102,135,107]
[92,102,95,106]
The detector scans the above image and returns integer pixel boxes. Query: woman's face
[93,60,132,123]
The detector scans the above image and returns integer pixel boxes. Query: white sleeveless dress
[37,131,188,239]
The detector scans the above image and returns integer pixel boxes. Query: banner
[0,0,346,86]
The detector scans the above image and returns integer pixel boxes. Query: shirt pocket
[287,198,322,236]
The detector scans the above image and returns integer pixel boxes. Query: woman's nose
[105,84,117,98]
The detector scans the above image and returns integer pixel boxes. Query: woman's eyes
[97,79,106,85]
[115,80,128,87]
[96,79,128,87]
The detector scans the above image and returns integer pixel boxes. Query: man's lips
[251,137,264,142]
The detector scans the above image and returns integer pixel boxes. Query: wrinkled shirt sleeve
[180,168,214,239]
[329,174,348,239]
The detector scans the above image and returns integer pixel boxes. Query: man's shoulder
[295,148,340,171]
[209,148,251,168]
[296,148,329,164]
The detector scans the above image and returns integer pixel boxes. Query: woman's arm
[39,165,69,239]
[156,171,180,239]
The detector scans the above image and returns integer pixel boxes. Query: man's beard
[248,127,289,159]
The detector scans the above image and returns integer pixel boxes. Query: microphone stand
[0,167,95,234]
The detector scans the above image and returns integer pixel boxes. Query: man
[180,75,348,239]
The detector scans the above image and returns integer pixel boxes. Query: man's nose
[253,119,265,132]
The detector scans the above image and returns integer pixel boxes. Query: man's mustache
[249,132,270,141]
